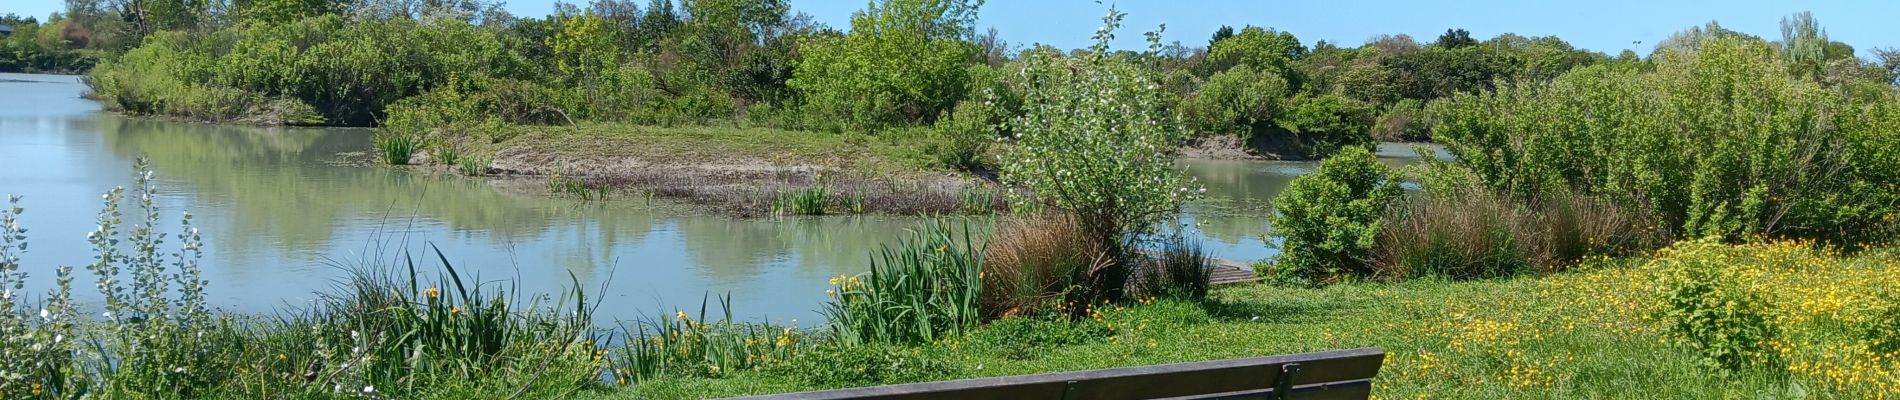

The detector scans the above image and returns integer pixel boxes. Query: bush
[1372,98,1432,141]
[1432,37,1900,245]
[1653,239,1785,373]
[790,0,980,131]
[1000,9,1200,303]
[823,220,985,346]
[1282,93,1376,158]
[1867,298,1900,355]
[1177,65,1288,138]
[1266,147,1402,285]
[921,97,1000,171]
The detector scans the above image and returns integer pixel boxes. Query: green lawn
[592,242,1898,399]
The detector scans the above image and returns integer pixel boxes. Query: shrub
[1281,93,1376,158]
[980,215,1102,319]
[1432,37,1900,245]
[823,220,985,346]
[1266,146,1402,285]
[922,97,1000,172]
[1000,9,1200,303]
[1867,298,1900,355]
[1177,65,1288,138]
[1653,239,1785,373]
[1372,98,1432,141]
[790,0,980,131]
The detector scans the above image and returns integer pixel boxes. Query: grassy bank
[609,240,1899,399]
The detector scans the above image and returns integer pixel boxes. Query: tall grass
[547,169,610,200]
[1373,188,1665,280]
[980,215,1102,319]
[608,294,805,385]
[774,185,829,216]
[1138,235,1212,300]
[822,220,985,346]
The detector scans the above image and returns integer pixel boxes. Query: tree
[1208,24,1232,46]
[1002,7,1198,303]
[1434,28,1475,49]
[789,0,980,131]
[1178,65,1287,137]
[1203,25,1303,84]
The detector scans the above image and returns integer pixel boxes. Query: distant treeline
[15,1,1900,158]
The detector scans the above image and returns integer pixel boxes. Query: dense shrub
[1653,239,1786,373]
[790,0,980,131]
[1266,147,1401,285]
[1177,65,1288,137]
[1372,98,1432,141]
[1282,93,1377,158]
[1433,37,1900,245]
[88,15,527,126]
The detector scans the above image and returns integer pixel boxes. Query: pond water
[0,73,1435,324]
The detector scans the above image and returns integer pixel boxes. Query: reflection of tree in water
[94,116,576,257]
[675,217,794,283]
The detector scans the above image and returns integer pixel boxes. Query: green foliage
[1654,239,1785,373]
[970,313,1112,360]
[1866,298,1900,355]
[0,14,96,73]
[610,296,806,385]
[89,14,527,126]
[374,128,422,165]
[1372,98,1432,141]
[1178,65,1288,137]
[1266,147,1402,285]
[822,220,985,346]
[1432,37,1900,245]
[1281,94,1376,158]
[789,0,981,131]
[1001,9,1200,303]
[774,185,828,216]
[776,343,958,388]
[1141,234,1212,300]
[1203,26,1304,85]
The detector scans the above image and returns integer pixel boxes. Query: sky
[4,0,1896,57]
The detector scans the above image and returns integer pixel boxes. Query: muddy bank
[476,134,1004,217]
[1177,134,1310,161]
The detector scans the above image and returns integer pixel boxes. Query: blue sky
[5,0,1895,57]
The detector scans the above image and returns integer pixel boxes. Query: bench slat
[726,348,1384,400]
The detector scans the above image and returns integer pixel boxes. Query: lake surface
[0,73,1433,324]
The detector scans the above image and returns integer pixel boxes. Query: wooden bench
[727,347,1385,400]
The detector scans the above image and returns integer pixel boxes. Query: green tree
[1177,65,1288,137]
[1282,93,1375,157]
[789,0,980,131]
[1203,25,1303,84]
[1001,7,1198,302]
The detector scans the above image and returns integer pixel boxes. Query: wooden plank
[725,348,1385,400]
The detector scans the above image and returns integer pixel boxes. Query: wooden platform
[1207,259,1263,286]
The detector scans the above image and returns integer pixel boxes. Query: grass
[822,220,987,347]
[376,131,423,165]
[773,185,828,216]
[609,240,1900,399]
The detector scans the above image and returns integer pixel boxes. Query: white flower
[362,386,375,394]
[39,308,48,319]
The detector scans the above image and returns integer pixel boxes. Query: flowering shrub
[1000,7,1200,301]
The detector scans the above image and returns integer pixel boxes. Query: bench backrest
[726,347,1385,400]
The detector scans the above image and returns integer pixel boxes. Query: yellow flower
[424,287,440,298]
[33,383,43,396]
[450,306,462,314]
[676,310,689,321]
[826,289,836,298]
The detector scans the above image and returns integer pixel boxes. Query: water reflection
[0,72,1442,324]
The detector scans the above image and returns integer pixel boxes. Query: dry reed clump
[980,214,1108,319]
[1372,188,1666,281]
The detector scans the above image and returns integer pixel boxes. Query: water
[0,73,1436,324]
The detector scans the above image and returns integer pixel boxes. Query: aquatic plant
[823,219,985,346]
[609,295,804,385]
